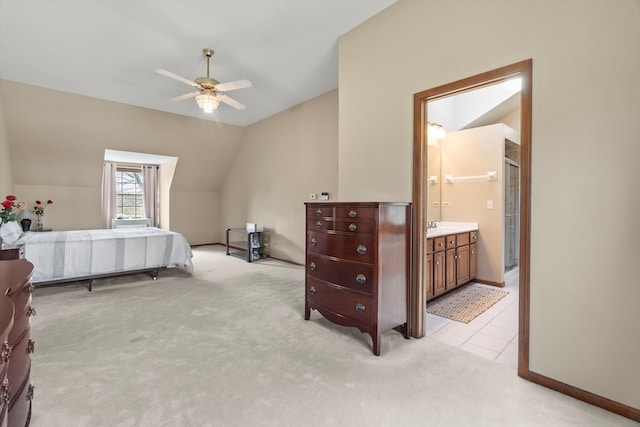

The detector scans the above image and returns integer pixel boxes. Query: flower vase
[36,214,43,230]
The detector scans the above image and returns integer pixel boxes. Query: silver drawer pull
[310,238,317,245]
[348,210,357,218]
[1,342,11,363]
[356,274,366,284]
[316,209,322,216]
[0,379,8,404]
[309,286,317,295]
[355,303,366,313]
[356,245,367,255]
[348,223,357,232]
[316,221,322,228]
[309,262,316,270]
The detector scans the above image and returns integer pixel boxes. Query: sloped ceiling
[0,0,396,127]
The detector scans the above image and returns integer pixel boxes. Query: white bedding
[17,227,193,283]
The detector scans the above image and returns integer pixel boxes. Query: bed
[2,222,193,290]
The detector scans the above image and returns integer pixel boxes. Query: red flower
[6,195,16,201]
[1,200,13,208]
[35,200,41,205]
[47,200,53,204]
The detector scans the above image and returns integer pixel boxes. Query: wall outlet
[321,192,329,200]
[487,200,493,209]
[309,193,317,200]
[442,201,450,207]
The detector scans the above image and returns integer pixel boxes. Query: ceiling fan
[156,48,251,113]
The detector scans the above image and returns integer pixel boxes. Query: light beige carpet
[27,246,634,427]
[427,283,509,323]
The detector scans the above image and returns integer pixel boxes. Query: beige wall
[339,0,640,410]
[1,80,246,244]
[440,124,505,285]
[0,96,12,196]
[221,90,339,264]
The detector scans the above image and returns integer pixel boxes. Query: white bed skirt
[17,227,193,283]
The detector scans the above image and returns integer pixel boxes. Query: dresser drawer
[445,234,457,249]
[7,368,31,427]
[307,231,375,264]
[6,284,31,316]
[333,220,375,234]
[307,206,333,218]
[306,277,373,325]
[335,207,376,221]
[433,236,446,252]
[470,230,478,243]
[307,253,374,294]
[426,238,434,254]
[0,373,7,427]
[456,232,470,246]
[307,219,334,232]
[9,305,34,345]
[7,332,32,402]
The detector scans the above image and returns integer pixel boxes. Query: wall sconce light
[427,122,446,140]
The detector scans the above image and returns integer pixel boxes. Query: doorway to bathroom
[411,59,532,377]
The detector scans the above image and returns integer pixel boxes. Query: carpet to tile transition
[426,283,509,323]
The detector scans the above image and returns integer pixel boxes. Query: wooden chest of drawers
[0,260,35,427]
[304,202,411,356]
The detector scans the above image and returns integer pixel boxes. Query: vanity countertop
[426,221,478,238]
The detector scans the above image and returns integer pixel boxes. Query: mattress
[17,227,193,283]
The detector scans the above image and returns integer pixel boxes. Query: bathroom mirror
[425,78,522,223]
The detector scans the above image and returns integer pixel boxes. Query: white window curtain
[143,165,158,227]
[101,162,117,229]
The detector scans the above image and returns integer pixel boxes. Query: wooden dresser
[304,202,411,356]
[0,296,13,427]
[0,260,35,427]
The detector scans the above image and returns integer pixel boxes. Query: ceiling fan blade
[171,91,200,102]
[215,79,252,92]
[156,69,199,88]
[218,94,246,110]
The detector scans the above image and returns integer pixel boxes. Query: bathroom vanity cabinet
[426,230,477,301]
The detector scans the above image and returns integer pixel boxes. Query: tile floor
[426,267,520,368]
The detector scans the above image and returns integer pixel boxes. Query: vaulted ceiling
[0,0,396,127]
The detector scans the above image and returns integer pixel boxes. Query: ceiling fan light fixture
[195,93,219,113]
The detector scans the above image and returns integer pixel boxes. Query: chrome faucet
[426,221,438,229]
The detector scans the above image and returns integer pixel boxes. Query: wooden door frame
[411,59,533,378]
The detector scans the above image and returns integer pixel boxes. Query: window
[115,167,144,218]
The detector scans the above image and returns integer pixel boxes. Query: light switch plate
[321,192,329,200]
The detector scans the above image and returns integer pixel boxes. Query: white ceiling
[0,0,396,127]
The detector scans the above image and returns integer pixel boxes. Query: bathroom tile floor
[426,267,520,368]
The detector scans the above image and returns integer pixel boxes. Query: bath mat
[427,284,509,323]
